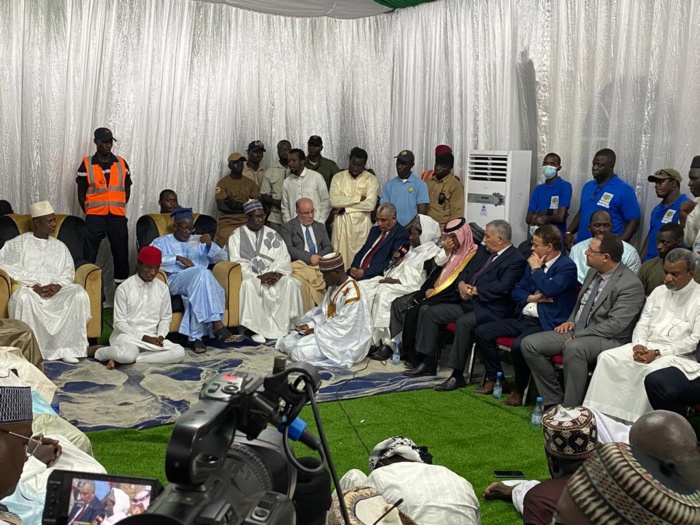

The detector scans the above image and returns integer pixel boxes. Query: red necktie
[360,232,387,269]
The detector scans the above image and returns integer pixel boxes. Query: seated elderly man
[584,248,700,424]
[348,203,410,281]
[522,233,645,408]
[338,436,480,524]
[280,198,333,312]
[277,253,371,368]
[229,200,303,343]
[360,214,441,359]
[569,210,641,283]
[90,247,185,368]
[151,205,237,353]
[0,201,91,364]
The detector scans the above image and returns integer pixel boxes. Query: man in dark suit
[473,225,579,404]
[407,220,527,391]
[68,480,106,524]
[280,197,333,311]
[349,203,409,281]
[522,232,645,407]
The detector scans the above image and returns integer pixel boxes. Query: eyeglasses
[0,429,42,457]
[585,247,607,256]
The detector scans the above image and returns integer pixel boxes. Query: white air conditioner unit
[464,150,534,246]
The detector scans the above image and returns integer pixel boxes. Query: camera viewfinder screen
[67,478,155,524]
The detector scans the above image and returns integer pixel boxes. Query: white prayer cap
[29,201,55,218]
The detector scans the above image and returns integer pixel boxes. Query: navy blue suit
[474,253,578,387]
[68,496,106,524]
[350,223,410,280]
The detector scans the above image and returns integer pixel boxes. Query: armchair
[138,213,241,333]
[0,214,102,338]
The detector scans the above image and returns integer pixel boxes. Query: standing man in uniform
[306,135,340,189]
[381,150,429,227]
[214,152,261,247]
[425,152,464,230]
[261,140,291,232]
[243,141,266,187]
[77,127,131,286]
[526,153,572,240]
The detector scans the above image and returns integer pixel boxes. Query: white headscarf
[399,215,441,269]
[416,215,441,246]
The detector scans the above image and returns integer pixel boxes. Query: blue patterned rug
[44,340,450,432]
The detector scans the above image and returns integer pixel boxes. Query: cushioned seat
[0,214,102,338]
[138,213,241,333]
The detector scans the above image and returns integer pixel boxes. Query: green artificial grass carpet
[89,387,549,524]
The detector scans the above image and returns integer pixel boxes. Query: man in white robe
[90,247,185,368]
[584,248,700,423]
[151,206,238,353]
[276,252,372,369]
[0,201,90,364]
[228,200,303,343]
[329,148,379,269]
[359,214,441,352]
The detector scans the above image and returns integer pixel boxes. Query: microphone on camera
[386,244,410,272]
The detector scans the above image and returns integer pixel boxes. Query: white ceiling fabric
[199,0,393,19]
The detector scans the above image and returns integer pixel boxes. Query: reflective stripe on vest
[83,156,127,215]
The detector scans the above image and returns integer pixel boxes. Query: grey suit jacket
[569,263,646,342]
[280,217,333,264]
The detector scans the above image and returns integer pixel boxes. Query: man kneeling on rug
[276,252,372,368]
[89,247,185,368]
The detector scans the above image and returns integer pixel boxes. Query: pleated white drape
[2,0,700,270]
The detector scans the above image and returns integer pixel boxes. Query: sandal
[192,340,207,354]
[214,326,239,343]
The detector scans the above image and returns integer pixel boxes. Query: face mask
[541,166,558,180]
[529,225,538,238]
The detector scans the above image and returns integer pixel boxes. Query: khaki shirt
[215,175,261,230]
[261,161,288,225]
[243,163,265,187]
[426,173,464,229]
[305,156,340,188]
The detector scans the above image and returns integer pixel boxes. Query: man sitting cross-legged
[277,253,371,369]
[151,205,237,353]
[584,247,700,424]
[90,247,185,368]
[0,201,91,364]
[473,225,578,404]
[229,200,303,343]
[522,232,645,408]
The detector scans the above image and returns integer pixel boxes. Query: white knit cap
[29,201,54,218]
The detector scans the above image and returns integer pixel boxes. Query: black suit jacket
[280,217,333,264]
[350,222,410,279]
[68,497,106,524]
[457,244,526,324]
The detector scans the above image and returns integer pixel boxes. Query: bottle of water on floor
[392,340,401,365]
[493,372,503,400]
[51,392,60,416]
[531,397,544,427]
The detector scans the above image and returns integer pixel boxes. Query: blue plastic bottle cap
[536,397,542,402]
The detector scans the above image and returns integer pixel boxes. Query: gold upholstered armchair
[0,214,102,338]
[137,212,241,333]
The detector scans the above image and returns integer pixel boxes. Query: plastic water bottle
[50,392,60,416]
[493,372,503,400]
[531,397,544,427]
[392,340,401,365]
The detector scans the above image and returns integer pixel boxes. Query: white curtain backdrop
[2,0,700,279]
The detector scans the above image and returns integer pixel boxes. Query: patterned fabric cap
[0,384,32,424]
[328,487,417,525]
[243,199,264,215]
[368,436,430,471]
[567,442,700,524]
[319,252,344,272]
[170,205,193,222]
[542,405,597,459]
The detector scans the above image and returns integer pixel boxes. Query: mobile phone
[493,470,525,478]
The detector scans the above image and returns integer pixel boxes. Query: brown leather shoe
[473,380,495,395]
[502,392,523,406]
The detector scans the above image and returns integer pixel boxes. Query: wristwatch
[653,349,661,358]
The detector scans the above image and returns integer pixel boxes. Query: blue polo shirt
[528,177,573,237]
[643,193,689,261]
[576,175,641,242]
[380,173,430,226]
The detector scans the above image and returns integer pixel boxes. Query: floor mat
[44,341,451,431]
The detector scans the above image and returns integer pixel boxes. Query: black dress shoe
[403,362,436,377]
[370,344,393,361]
[434,377,466,391]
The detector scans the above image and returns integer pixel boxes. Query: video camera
[43,358,349,525]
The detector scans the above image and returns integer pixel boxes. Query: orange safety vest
[421,169,435,181]
[83,156,128,216]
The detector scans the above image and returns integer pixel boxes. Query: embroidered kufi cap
[0,374,32,424]
[542,405,597,460]
[29,201,54,218]
[319,252,344,272]
[138,246,162,266]
[567,442,700,524]
[170,205,193,222]
[243,199,264,215]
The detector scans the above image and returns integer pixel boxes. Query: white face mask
[529,225,538,238]
[541,165,558,180]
